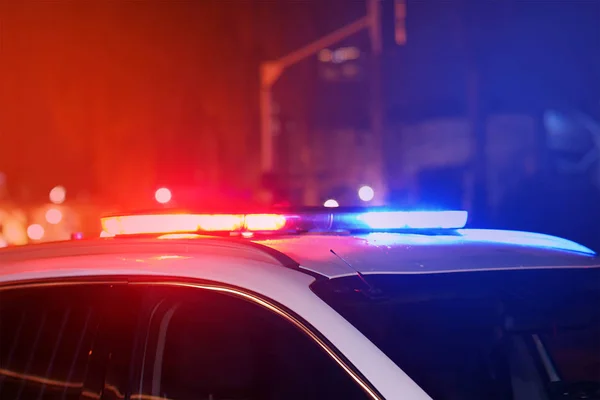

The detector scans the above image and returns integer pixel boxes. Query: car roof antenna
[330,249,383,298]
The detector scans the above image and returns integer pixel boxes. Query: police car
[0,208,598,400]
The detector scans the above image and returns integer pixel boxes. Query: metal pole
[259,62,283,176]
[367,0,387,205]
[463,2,486,226]
[258,16,370,178]
[259,83,274,173]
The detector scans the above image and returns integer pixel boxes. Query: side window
[134,287,370,400]
[0,285,104,399]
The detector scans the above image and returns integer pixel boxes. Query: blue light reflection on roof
[360,230,596,256]
[362,232,448,246]
[457,229,596,256]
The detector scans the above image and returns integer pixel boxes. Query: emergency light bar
[100,210,468,237]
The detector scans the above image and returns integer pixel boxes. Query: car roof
[252,229,599,278]
[0,229,598,284]
[0,237,317,296]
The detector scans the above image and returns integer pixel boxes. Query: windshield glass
[312,269,600,400]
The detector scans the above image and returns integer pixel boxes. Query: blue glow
[458,229,596,256]
[356,210,468,230]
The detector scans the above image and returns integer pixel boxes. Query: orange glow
[0,367,167,400]
[27,224,45,240]
[101,213,289,236]
[0,367,81,389]
[244,214,286,231]
[3,221,27,245]
[45,208,63,224]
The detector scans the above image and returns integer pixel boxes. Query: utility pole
[259,16,369,172]
[259,5,389,205]
[463,1,487,226]
[367,0,387,205]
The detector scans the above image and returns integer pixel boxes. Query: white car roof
[254,229,599,278]
[0,229,597,283]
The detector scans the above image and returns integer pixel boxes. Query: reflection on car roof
[0,228,598,281]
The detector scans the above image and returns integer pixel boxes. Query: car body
[0,212,599,400]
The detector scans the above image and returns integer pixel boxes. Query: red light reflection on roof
[158,233,203,240]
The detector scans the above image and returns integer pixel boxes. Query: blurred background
[0,0,599,250]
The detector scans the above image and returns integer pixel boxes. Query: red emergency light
[101,213,287,236]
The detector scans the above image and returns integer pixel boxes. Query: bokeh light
[27,224,45,240]
[358,185,375,202]
[324,199,339,208]
[155,187,172,204]
[49,186,66,204]
[45,208,63,225]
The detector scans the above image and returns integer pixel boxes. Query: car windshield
[311,268,600,400]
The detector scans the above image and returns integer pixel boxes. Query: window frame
[0,275,383,400]
[128,277,383,400]
[0,278,129,399]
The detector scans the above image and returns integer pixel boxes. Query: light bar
[244,214,287,231]
[100,210,468,236]
[354,211,468,230]
[101,213,288,236]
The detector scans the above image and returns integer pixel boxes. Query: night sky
[0,0,598,206]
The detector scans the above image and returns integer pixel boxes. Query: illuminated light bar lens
[354,210,468,230]
[102,214,244,236]
[101,213,288,236]
[244,214,286,231]
[100,230,114,238]
[197,215,244,231]
[101,210,468,236]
